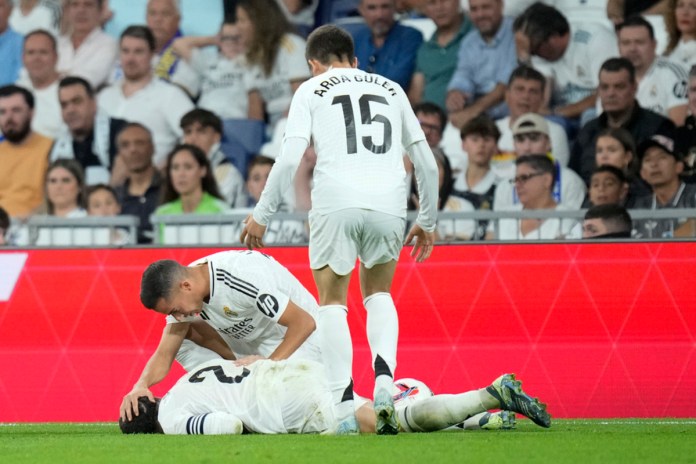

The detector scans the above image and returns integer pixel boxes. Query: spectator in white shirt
[57,0,117,89]
[9,0,59,36]
[15,29,61,137]
[98,25,194,168]
[618,15,689,125]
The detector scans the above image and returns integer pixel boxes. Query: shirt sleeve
[447,36,475,94]
[405,140,439,232]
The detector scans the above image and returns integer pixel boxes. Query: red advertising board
[0,243,694,422]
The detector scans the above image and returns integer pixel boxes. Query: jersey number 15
[332,94,393,155]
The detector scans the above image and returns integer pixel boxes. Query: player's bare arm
[119,322,189,421]
[235,301,317,366]
[187,319,236,360]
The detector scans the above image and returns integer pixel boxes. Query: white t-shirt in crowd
[491,204,577,240]
[15,76,61,138]
[57,28,117,89]
[635,56,689,118]
[191,48,250,119]
[97,77,194,166]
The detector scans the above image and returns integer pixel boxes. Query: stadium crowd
[0,0,695,245]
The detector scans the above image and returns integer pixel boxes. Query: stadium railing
[13,215,140,246]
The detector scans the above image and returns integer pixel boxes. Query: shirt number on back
[332,94,393,155]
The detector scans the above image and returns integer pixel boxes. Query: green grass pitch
[2,419,695,464]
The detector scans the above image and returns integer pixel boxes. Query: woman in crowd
[664,0,696,65]
[491,155,576,240]
[43,158,87,218]
[236,0,310,133]
[156,144,228,215]
[593,127,651,207]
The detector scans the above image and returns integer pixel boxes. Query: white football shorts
[308,208,406,275]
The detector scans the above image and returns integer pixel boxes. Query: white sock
[317,304,354,419]
[397,390,491,432]
[459,412,494,430]
[364,292,398,396]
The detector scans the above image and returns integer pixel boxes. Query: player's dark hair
[59,76,95,98]
[413,101,446,133]
[508,64,546,91]
[180,108,223,135]
[513,2,569,53]
[600,57,636,83]
[584,204,632,238]
[119,397,162,434]
[120,25,156,52]
[460,114,501,142]
[0,84,35,109]
[306,24,355,65]
[516,154,556,184]
[617,15,655,40]
[140,259,185,309]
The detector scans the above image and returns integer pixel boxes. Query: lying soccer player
[119,358,551,435]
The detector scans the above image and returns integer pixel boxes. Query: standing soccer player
[241,25,439,434]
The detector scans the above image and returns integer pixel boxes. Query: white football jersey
[158,359,335,434]
[636,57,689,117]
[166,250,321,362]
[284,67,426,217]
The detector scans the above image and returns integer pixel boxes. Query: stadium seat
[220,118,266,177]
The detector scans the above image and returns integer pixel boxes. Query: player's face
[582,218,610,238]
[46,167,80,212]
[618,26,656,72]
[676,0,696,36]
[640,147,682,188]
[146,0,180,48]
[595,135,632,170]
[120,36,153,81]
[87,188,121,216]
[246,163,272,202]
[169,148,206,197]
[23,33,58,81]
[360,0,396,39]
[59,84,97,135]
[513,132,550,156]
[468,0,503,39]
[589,172,626,206]
[506,78,544,118]
[462,133,497,167]
[423,0,460,29]
[598,69,636,114]
[182,122,220,155]
[154,287,203,321]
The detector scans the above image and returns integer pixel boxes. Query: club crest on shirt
[223,306,237,317]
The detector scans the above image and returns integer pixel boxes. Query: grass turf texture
[2,419,695,464]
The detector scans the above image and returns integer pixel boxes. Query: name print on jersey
[314,73,397,97]
[189,365,251,384]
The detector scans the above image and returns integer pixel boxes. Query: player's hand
[120,386,155,422]
[234,355,266,367]
[239,214,267,250]
[405,224,435,263]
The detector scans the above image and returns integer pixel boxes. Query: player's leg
[359,212,406,435]
[312,265,356,431]
[309,210,362,433]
